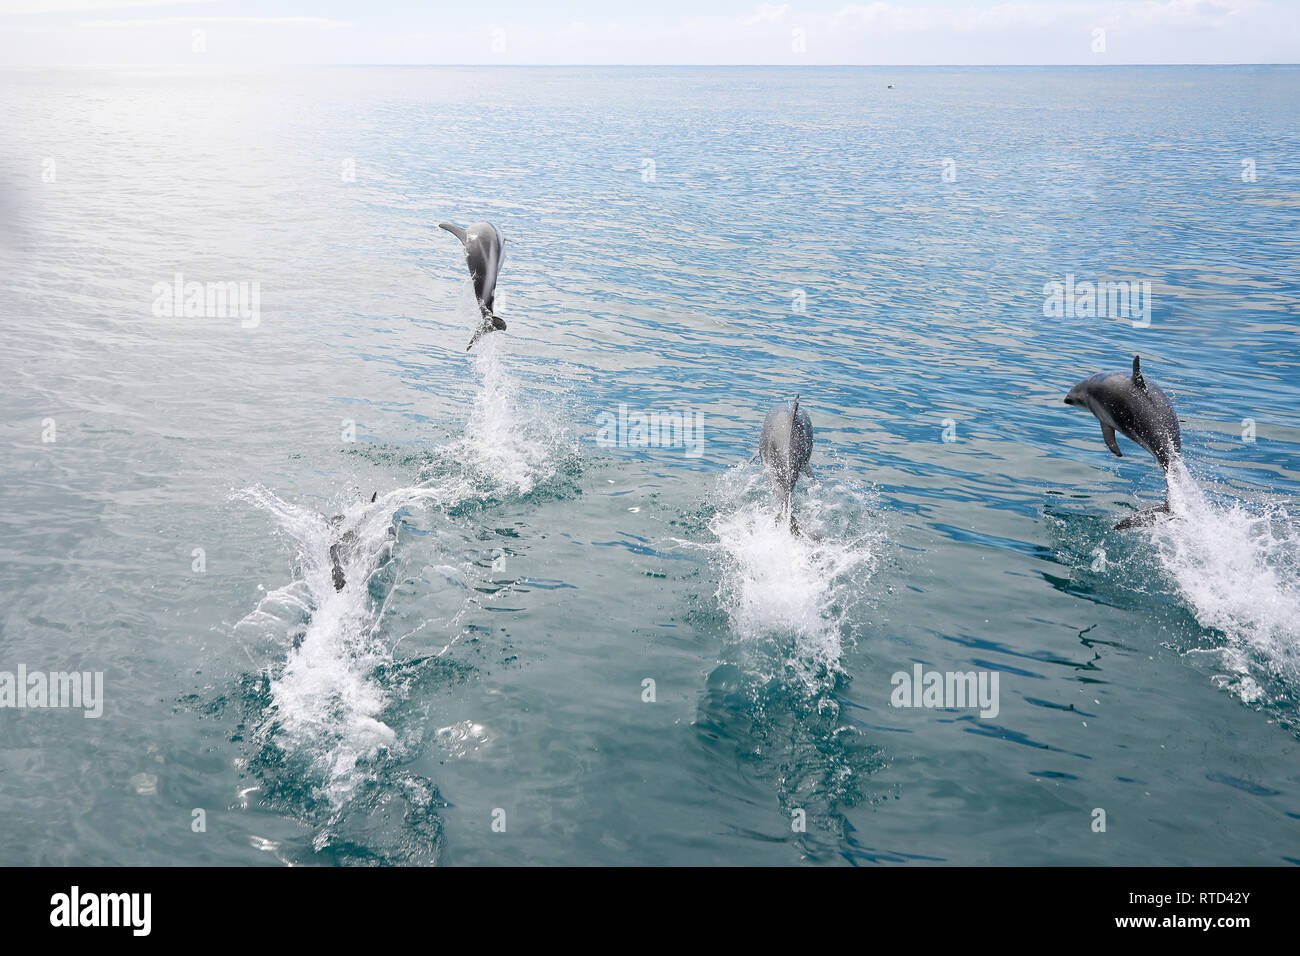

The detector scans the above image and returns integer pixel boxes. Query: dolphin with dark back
[439,221,507,350]
[1064,355,1183,530]
[328,492,379,591]
[758,395,815,534]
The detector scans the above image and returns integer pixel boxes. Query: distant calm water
[1,66,1298,865]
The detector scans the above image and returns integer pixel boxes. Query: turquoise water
[1,66,1298,866]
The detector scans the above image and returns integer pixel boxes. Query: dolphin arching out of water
[1064,355,1183,530]
[758,395,815,534]
[439,221,507,351]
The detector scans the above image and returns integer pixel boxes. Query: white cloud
[744,3,792,26]
[670,0,1295,62]
[1,0,1295,64]
[828,0,1259,33]
[78,15,351,29]
[0,0,213,14]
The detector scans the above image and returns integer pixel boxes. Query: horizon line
[9,61,1300,69]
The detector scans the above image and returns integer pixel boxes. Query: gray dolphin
[758,396,815,534]
[328,492,379,591]
[439,221,507,350]
[1064,355,1182,529]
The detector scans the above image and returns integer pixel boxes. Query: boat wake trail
[1150,463,1300,711]
[703,461,883,695]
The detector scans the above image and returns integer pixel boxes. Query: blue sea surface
[0,65,1298,865]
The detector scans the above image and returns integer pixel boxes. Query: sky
[0,0,1298,65]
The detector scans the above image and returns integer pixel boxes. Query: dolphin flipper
[439,222,469,245]
[1114,501,1171,531]
[1101,423,1122,457]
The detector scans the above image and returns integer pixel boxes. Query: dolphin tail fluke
[439,222,469,245]
[779,490,796,534]
[786,509,822,540]
[329,543,346,591]
[466,311,506,349]
[1114,500,1171,531]
[466,319,502,351]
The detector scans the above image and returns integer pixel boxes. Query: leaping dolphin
[439,221,507,350]
[758,396,815,534]
[1064,355,1183,530]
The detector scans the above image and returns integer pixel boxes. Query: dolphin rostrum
[439,221,507,350]
[1064,354,1183,529]
[758,395,815,534]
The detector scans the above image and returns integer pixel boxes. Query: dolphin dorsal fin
[438,222,469,245]
[1132,355,1146,390]
[792,394,800,416]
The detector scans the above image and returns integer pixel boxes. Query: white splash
[706,464,881,693]
[435,286,560,496]
[1149,462,1300,702]
[233,485,443,809]
[227,296,569,809]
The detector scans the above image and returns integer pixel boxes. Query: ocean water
[1,65,1298,866]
